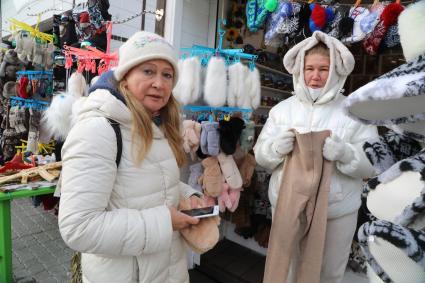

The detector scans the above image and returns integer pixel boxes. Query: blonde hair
[305,42,330,58]
[118,81,186,167]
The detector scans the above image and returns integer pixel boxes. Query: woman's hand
[169,206,199,231]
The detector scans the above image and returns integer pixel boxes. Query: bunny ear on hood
[283,31,354,104]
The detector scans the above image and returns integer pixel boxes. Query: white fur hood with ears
[283,31,355,105]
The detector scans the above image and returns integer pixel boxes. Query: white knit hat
[113,31,179,86]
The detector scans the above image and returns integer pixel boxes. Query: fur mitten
[44,43,56,69]
[204,57,227,107]
[68,72,87,97]
[248,67,261,109]
[271,130,295,157]
[218,182,242,212]
[227,62,247,107]
[32,40,47,66]
[199,156,223,197]
[173,57,201,105]
[182,120,202,160]
[238,153,256,188]
[188,162,203,192]
[219,117,245,155]
[179,197,220,254]
[41,92,78,141]
[200,121,220,156]
[239,120,255,152]
[217,152,243,189]
[323,135,354,164]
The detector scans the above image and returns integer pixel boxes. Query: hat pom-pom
[325,7,335,23]
[264,0,279,12]
[309,4,327,32]
[381,3,404,27]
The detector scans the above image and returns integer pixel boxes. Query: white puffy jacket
[254,31,378,219]
[58,89,198,283]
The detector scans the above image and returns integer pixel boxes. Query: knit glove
[271,131,295,157]
[323,135,354,164]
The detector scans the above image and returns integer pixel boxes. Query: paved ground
[10,198,368,283]
[11,198,71,283]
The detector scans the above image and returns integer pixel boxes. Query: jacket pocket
[328,173,344,204]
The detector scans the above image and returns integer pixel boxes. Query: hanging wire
[112,9,164,24]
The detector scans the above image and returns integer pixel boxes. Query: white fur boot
[204,57,227,107]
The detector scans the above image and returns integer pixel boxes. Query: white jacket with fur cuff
[254,31,378,220]
[58,89,198,283]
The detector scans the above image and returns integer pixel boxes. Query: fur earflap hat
[114,31,179,86]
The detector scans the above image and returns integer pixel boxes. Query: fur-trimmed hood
[283,31,355,105]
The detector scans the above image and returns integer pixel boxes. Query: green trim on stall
[0,186,55,283]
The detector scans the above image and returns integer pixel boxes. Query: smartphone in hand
[180,205,219,219]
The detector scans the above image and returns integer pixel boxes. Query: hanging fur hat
[204,57,227,107]
[398,0,425,62]
[309,4,327,32]
[67,71,87,97]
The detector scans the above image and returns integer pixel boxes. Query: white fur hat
[398,0,425,62]
[113,31,179,86]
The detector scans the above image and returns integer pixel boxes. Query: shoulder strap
[106,118,122,167]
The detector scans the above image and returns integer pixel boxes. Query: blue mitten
[188,162,203,192]
[206,122,220,156]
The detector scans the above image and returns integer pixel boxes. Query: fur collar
[88,70,126,105]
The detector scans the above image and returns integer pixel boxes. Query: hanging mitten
[173,57,201,105]
[199,156,223,197]
[18,76,30,99]
[382,24,400,48]
[27,108,41,154]
[204,57,227,107]
[32,39,47,66]
[44,43,56,69]
[341,7,370,43]
[239,120,255,152]
[183,120,202,160]
[363,3,404,55]
[218,182,242,212]
[188,162,203,192]
[227,62,247,107]
[14,107,28,134]
[217,152,243,190]
[179,197,220,254]
[238,153,257,188]
[218,117,245,155]
[68,71,87,97]
[200,121,220,156]
[359,2,385,36]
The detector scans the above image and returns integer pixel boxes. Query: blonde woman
[58,31,203,283]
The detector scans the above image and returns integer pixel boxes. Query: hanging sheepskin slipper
[173,57,201,105]
[227,62,247,107]
[204,57,227,107]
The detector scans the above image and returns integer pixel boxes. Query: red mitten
[18,76,30,98]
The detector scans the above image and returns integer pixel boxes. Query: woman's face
[124,59,174,114]
[304,53,330,89]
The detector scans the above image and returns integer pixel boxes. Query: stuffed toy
[217,152,243,189]
[188,162,203,192]
[218,117,245,155]
[178,197,220,254]
[204,57,227,107]
[218,182,242,212]
[199,156,223,197]
[344,2,425,281]
[238,153,256,187]
[200,121,220,156]
[182,120,202,160]
[173,57,201,105]
[363,3,404,55]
